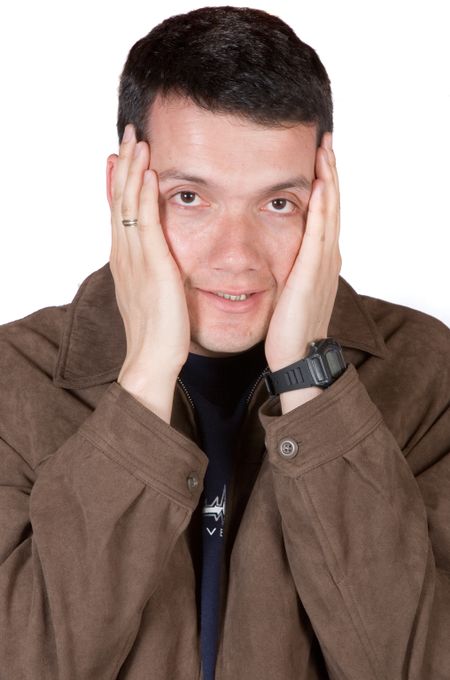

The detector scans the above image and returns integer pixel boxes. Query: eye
[265,198,297,214]
[171,191,202,206]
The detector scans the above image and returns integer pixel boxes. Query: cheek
[158,211,206,279]
[270,229,303,287]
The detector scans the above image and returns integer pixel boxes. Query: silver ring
[122,218,138,228]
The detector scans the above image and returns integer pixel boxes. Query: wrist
[280,386,322,414]
[264,339,346,397]
[118,354,182,386]
[118,365,180,424]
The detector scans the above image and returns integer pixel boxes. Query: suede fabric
[0,262,449,679]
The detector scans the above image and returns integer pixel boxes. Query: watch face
[325,347,346,377]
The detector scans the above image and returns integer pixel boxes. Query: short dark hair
[117,6,333,145]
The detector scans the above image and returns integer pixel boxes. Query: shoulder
[355,293,449,466]
[361,293,449,361]
[0,304,70,463]
[0,303,69,376]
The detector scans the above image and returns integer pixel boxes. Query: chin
[189,328,265,357]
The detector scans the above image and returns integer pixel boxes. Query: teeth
[216,291,249,301]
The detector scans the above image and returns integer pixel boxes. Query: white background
[0,0,448,326]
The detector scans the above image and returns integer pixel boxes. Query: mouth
[197,288,263,313]
[212,290,256,301]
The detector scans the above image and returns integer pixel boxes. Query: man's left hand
[264,133,341,377]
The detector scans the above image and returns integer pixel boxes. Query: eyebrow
[157,168,311,193]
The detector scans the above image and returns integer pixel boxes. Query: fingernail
[123,124,133,143]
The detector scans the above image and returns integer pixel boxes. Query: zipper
[178,365,270,411]
[214,366,269,679]
[223,366,269,555]
[245,366,269,405]
[177,365,269,680]
[177,376,196,411]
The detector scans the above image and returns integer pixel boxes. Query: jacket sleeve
[259,363,450,680]
[0,381,207,679]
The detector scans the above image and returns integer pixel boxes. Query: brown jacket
[0,263,449,680]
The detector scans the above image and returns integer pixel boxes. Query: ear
[106,154,119,209]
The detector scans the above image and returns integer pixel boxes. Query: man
[0,6,448,680]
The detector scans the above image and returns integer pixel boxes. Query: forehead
[146,94,317,189]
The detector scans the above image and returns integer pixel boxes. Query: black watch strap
[263,357,317,395]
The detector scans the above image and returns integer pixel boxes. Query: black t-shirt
[179,340,267,679]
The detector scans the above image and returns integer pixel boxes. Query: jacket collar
[53,263,387,389]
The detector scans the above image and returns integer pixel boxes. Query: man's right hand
[109,124,191,423]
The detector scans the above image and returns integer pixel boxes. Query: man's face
[147,94,317,357]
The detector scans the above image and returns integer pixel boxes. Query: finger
[114,124,137,208]
[322,131,333,149]
[325,145,340,219]
[137,169,172,263]
[324,145,341,248]
[315,143,340,250]
[318,142,342,279]
[121,141,151,258]
[321,134,340,213]
[110,124,137,256]
[309,146,331,243]
[292,178,326,283]
[319,132,339,202]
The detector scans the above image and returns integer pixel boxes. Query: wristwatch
[263,338,347,396]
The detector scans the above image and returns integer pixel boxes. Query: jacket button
[187,473,199,492]
[278,438,299,459]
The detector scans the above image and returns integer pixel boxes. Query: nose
[208,212,262,274]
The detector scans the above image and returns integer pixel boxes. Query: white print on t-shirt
[203,485,226,529]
